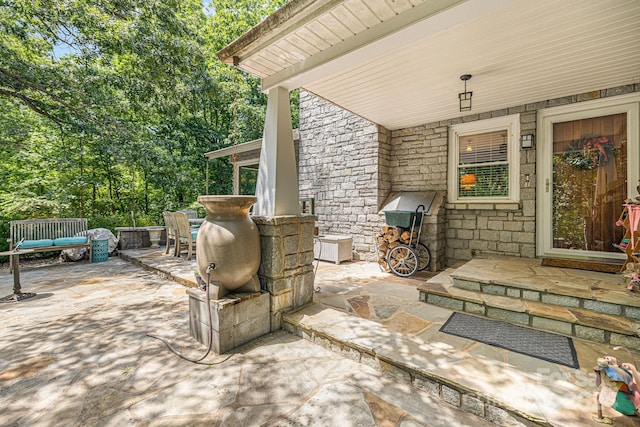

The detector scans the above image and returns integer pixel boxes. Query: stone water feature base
[187,288,270,354]
[253,214,317,331]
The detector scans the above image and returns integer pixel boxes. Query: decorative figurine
[593,353,640,423]
[622,263,640,292]
[629,272,640,292]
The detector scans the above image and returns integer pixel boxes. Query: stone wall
[390,124,448,192]
[377,126,393,206]
[298,91,386,260]
[299,84,638,268]
[390,111,535,265]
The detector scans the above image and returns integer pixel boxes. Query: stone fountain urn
[146,226,165,249]
[195,195,261,299]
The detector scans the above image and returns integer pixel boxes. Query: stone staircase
[417,255,640,352]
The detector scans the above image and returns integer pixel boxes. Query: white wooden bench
[8,218,92,267]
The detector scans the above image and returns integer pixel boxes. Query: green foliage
[239,165,258,195]
[0,0,293,230]
[458,165,509,197]
[90,212,160,234]
[208,0,288,51]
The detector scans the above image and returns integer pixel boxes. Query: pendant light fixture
[459,74,472,112]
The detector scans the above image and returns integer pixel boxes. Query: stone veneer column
[253,214,316,331]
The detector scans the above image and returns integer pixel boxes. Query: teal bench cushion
[21,239,55,249]
[53,237,88,246]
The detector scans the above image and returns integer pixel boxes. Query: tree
[0,0,292,242]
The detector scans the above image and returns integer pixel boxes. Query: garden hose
[146,262,232,365]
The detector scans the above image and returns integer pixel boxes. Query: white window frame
[448,114,520,204]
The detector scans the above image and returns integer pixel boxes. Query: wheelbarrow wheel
[387,244,419,277]
[415,242,431,271]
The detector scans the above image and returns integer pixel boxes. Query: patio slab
[115,249,640,426]
[9,249,639,426]
[0,254,491,427]
[120,252,640,426]
[301,257,640,427]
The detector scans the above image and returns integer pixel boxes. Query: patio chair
[162,211,178,256]
[174,211,197,260]
[179,209,198,219]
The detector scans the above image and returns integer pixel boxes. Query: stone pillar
[253,214,316,331]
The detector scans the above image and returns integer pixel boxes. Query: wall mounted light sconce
[521,134,534,149]
[459,74,472,112]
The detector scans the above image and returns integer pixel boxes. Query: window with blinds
[458,130,509,197]
[448,114,520,204]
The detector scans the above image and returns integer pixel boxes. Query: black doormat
[440,312,579,369]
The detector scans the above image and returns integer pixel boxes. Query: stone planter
[196,195,261,299]
[116,226,166,250]
[116,227,149,250]
[146,226,165,249]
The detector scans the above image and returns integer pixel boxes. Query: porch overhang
[218,0,640,130]
[203,130,299,160]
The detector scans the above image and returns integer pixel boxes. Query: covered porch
[218,0,640,266]
[206,0,640,422]
[212,0,640,342]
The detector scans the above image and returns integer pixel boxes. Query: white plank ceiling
[220,0,640,130]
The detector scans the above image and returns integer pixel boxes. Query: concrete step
[418,272,640,352]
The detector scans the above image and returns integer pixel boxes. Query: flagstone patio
[2,250,640,426]
[0,255,490,427]
[122,248,640,426]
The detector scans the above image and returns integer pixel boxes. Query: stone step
[450,275,640,321]
[418,277,640,352]
[450,256,640,312]
[282,304,552,427]
[448,261,640,319]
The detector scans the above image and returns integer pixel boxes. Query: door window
[552,114,627,252]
